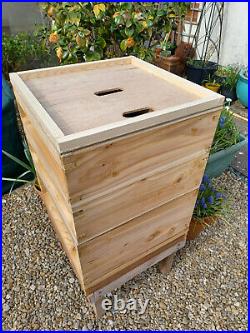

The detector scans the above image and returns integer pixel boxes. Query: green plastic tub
[205,134,248,178]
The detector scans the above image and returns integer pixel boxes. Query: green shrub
[2,28,51,79]
[41,2,190,64]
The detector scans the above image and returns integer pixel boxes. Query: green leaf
[63,50,69,59]
[126,20,132,28]
[85,50,101,62]
[2,177,30,183]
[83,29,91,36]
[125,27,134,37]
[120,39,127,51]
[2,150,32,171]
[9,170,33,193]
[96,36,106,49]
[66,12,81,26]
[114,15,123,25]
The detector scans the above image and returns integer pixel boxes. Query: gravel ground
[2,171,247,330]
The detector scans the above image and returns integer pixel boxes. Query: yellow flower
[127,37,135,48]
[49,32,59,44]
[47,5,55,17]
[56,47,63,63]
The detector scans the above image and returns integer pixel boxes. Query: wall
[2,2,43,34]
[220,2,248,66]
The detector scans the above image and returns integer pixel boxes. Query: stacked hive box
[10,56,224,315]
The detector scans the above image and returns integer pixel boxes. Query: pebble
[2,172,247,330]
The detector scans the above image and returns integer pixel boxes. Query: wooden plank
[18,56,133,80]
[78,190,197,292]
[57,106,223,153]
[28,143,77,245]
[18,104,69,198]
[159,253,175,274]
[10,74,64,152]
[63,111,220,202]
[84,234,186,295]
[74,156,207,244]
[89,239,184,299]
[40,191,84,290]
[130,56,223,100]
[23,64,200,135]
[16,103,77,243]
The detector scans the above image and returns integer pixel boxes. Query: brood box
[10,56,224,315]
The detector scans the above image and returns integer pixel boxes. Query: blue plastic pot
[236,70,248,107]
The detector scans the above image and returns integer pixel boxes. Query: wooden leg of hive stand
[159,253,176,274]
[89,295,105,318]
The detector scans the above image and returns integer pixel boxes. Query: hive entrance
[95,88,123,96]
[123,107,153,118]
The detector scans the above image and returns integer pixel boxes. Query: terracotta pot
[155,46,162,57]
[154,55,184,76]
[204,82,221,93]
[187,216,216,241]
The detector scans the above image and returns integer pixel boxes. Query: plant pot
[220,86,237,102]
[204,82,221,93]
[154,55,184,76]
[187,216,216,240]
[186,60,218,85]
[205,134,248,178]
[236,70,248,107]
[155,46,162,57]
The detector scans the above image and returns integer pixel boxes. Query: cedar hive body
[10,56,224,307]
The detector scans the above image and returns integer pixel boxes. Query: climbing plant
[41,2,190,64]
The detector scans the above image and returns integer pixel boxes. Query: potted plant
[214,65,228,84]
[202,74,221,93]
[154,40,182,75]
[205,100,248,178]
[236,67,248,107]
[219,65,240,101]
[186,59,218,85]
[187,175,225,240]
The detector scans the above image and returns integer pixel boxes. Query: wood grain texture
[89,238,185,299]
[16,104,77,244]
[41,191,84,290]
[64,111,220,203]
[78,190,197,293]
[11,56,224,153]
[10,56,224,305]
[9,73,63,148]
[23,64,199,135]
[74,156,207,244]
[84,234,186,295]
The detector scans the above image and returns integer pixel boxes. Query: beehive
[10,56,224,314]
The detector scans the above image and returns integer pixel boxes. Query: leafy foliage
[2,29,52,79]
[193,175,225,218]
[2,140,37,193]
[215,64,240,90]
[41,2,190,64]
[210,106,241,154]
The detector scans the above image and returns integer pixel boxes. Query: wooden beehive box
[10,56,224,314]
